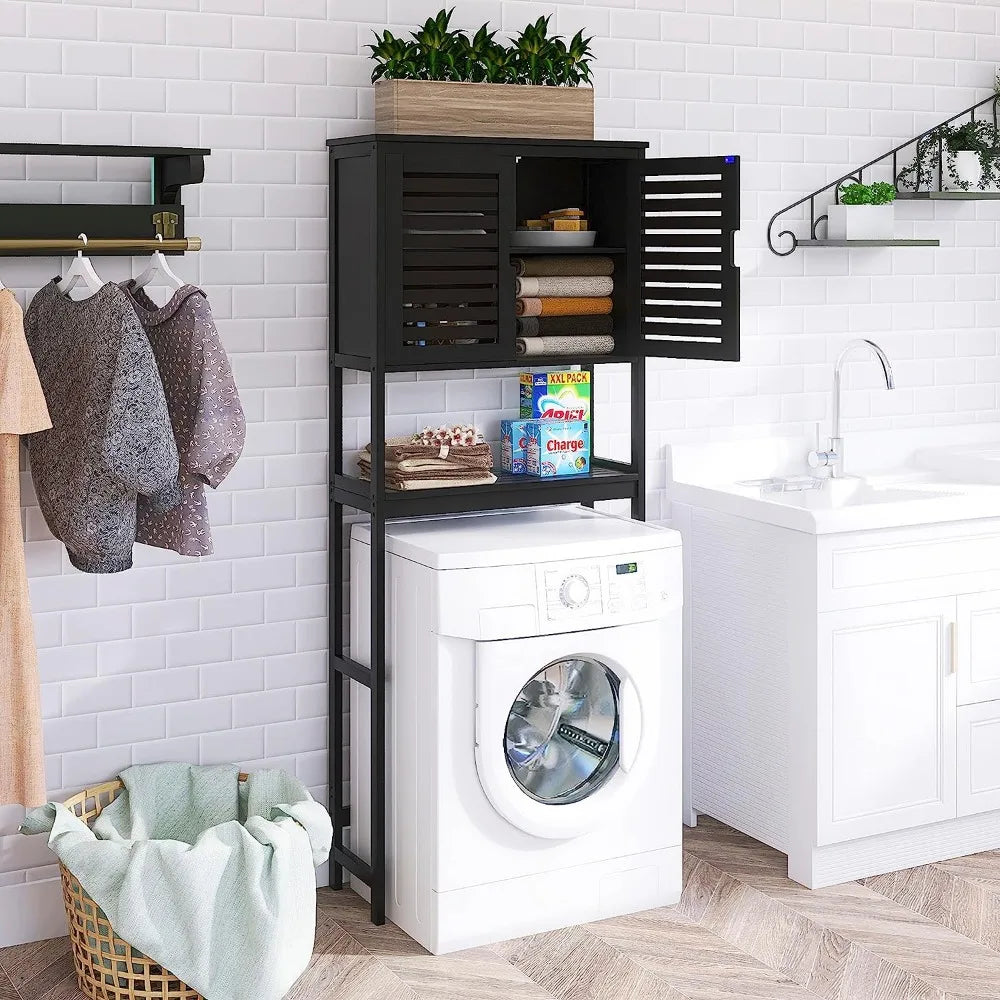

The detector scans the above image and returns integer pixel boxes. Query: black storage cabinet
[327,133,740,924]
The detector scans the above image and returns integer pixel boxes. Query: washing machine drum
[505,657,620,805]
[475,626,653,841]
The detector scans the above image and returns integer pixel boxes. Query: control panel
[538,553,662,624]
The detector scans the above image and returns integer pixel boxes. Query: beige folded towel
[516,335,616,357]
[516,276,614,298]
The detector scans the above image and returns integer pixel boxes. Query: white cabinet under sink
[957,591,1000,705]
[674,503,1000,889]
[817,599,957,845]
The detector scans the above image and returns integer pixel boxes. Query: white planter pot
[951,150,984,189]
[826,204,894,241]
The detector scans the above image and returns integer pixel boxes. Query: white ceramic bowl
[510,230,598,248]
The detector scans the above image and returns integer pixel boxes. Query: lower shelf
[332,467,640,518]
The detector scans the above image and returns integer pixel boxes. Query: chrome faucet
[808,338,895,479]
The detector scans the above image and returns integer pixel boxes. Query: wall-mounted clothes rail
[0,142,209,256]
[0,237,202,254]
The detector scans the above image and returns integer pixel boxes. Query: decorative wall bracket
[0,143,210,256]
[767,93,1000,256]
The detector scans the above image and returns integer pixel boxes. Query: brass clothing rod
[0,236,202,252]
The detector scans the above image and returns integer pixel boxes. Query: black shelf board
[895,191,1000,200]
[799,238,940,248]
[0,143,210,157]
[336,468,639,519]
[334,352,637,373]
[510,246,627,255]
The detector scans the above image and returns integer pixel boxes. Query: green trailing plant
[838,181,896,206]
[368,9,594,87]
[897,119,1000,192]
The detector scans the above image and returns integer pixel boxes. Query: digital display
[616,562,638,575]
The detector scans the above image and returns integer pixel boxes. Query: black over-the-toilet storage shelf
[326,132,741,924]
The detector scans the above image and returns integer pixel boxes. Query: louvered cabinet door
[383,149,515,368]
[635,155,740,362]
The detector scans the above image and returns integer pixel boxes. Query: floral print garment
[121,283,246,557]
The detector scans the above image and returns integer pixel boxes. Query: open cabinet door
[637,155,740,362]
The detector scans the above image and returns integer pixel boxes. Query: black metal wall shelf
[0,142,209,255]
[799,239,940,248]
[895,191,1000,201]
[768,92,999,256]
[327,133,742,926]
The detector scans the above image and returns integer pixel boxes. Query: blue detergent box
[525,420,591,478]
[500,419,532,475]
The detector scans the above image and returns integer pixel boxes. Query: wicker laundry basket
[60,775,247,1000]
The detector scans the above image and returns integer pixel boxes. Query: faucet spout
[811,338,895,479]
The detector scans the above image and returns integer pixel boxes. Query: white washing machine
[350,506,683,954]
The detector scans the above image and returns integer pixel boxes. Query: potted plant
[897,119,1000,193]
[370,9,595,140]
[826,181,896,240]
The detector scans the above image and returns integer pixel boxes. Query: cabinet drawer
[818,523,1000,611]
[958,701,1000,817]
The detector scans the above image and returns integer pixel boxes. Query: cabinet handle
[950,621,958,675]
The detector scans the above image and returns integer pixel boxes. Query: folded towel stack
[359,426,497,491]
[512,256,616,357]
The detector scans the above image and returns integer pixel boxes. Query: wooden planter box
[374,80,594,140]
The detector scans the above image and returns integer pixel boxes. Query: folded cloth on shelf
[358,437,496,490]
[21,764,331,1000]
[515,275,614,298]
[517,314,614,337]
[516,297,613,317]
[516,335,616,357]
[513,256,615,278]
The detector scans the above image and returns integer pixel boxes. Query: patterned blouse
[121,282,245,557]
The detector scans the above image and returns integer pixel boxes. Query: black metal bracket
[0,143,210,255]
[767,93,1000,256]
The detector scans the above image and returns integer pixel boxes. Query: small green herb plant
[839,181,896,206]
[897,119,1000,192]
[369,9,594,87]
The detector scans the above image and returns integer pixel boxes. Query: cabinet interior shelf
[798,239,940,248]
[509,246,627,255]
[334,352,639,373]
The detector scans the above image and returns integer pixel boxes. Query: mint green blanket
[22,763,332,1000]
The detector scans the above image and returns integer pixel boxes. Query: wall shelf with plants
[768,87,1000,256]
[369,9,595,140]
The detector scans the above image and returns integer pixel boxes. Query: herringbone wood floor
[4,818,1000,999]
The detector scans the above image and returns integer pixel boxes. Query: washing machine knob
[559,574,590,609]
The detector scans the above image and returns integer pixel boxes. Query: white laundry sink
[743,477,959,510]
[668,426,1000,534]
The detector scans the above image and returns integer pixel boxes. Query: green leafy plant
[839,181,896,206]
[897,119,1000,192]
[368,9,594,87]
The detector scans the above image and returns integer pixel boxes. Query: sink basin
[752,478,959,510]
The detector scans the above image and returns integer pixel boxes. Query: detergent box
[525,420,591,478]
[519,371,591,422]
[499,419,532,475]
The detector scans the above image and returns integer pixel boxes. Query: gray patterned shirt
[121,283,245,557]
[24,281,180,574]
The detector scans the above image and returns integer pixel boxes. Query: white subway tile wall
[1,0,999,891]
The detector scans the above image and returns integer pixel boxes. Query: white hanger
[57,234,104,297]
[132,233,184,292]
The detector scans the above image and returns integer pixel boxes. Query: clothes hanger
[57,234,104,297]
[132,233,185,293]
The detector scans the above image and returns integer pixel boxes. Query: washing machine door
[475,623,660,840]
